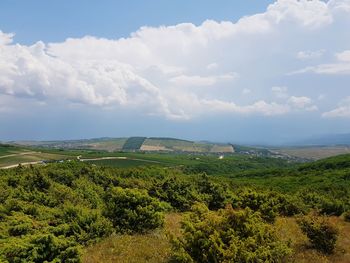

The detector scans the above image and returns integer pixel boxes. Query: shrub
[149,177,197,211]
[234,189,293,223]
[172,203,292,262]
[104,187,165,233]
[297,215,338,254]
[0,234,81,263]
[343,210,350,222]
[196,174,229,210]
[300,192,345,216]
[319,199,345,216]
[60,204,113,245]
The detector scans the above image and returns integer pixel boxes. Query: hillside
[140,137,234,153]
[1,154,350,262]
[10,137,235,154]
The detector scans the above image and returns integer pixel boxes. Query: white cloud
[336,50,350,62]
[292,49,350,75]
[0,0,349,119]
[272,86,289,99]
[288,96,313,108]
[323,97,350,118]
[0,31,14,45]
[297,50,325,60]
[169,73,236,87]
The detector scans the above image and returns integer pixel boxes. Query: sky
[0,0,350,144]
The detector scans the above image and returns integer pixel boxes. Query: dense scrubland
[0,153,350,262]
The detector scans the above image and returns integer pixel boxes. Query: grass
[82,213,182,263]
[0,145,30,157]
[275,216,350,263]
[83,213,350,263]
[0,152,75,168]
[86,158,170,168]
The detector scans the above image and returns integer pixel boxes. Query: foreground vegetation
[0,153,350,262]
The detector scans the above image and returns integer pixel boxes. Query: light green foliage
[172,203,292,262]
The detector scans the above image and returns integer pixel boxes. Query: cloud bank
[0,0,350,120]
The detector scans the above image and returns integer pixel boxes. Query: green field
[0,144,77,168]
[85,158,169,168]
[0,144,30,157]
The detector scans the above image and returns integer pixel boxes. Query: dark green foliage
[1,153,350,261]
[297,215,338,254]
[196,174,229,210]
[298,154,350,172]
[104,187,165,233]
[183,156,290,175]
[122,137,147,150]
[343,210,350,222]
[0,163,171,261]
[149,177,197,211]
[172,203,292,262]
[233,189,305,223]
[300,192,345,216]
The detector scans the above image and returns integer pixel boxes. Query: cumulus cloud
[0,31,14,45]
[288,96,318,111]
[0,0,349,120]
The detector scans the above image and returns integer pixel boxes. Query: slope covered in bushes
[0,154,350,262]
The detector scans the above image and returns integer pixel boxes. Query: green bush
[172,203,291,262]
[0,234,81,263]
[297,215,338,254]
[343,210,350,222]
[233,189,305,223]
[104,187,165,233]
[60,204,113,245]
[149,177,197,211]
[300,192,345,216]
[196,174,229,210]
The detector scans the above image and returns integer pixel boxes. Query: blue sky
[0,0,349,144]
[0,0,274,44]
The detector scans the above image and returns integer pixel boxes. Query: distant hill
[10,137,235,154]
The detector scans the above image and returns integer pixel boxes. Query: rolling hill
[10,137,235,154]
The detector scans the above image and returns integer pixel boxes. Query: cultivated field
[273,146,350,160]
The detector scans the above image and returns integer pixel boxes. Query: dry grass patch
[275,216,350,263]
[82,213,183,263]
[83,213,350,263]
